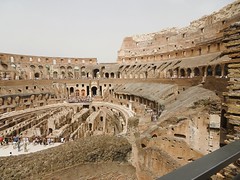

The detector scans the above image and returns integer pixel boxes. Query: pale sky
[0,0,236,63]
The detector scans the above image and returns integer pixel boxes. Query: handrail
[157,140,240,180]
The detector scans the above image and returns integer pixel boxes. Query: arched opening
[2,63,8,69]
[74,67,80,78]
[152,134,157,138]
[180,69,185,77]
[34,72,40,79]
[81,89,85,96]
[207,66,213,76]
[68,72,73,79]
[60,66,65,70]
[61,71,65,79]
[91,86,97,96]
[89,123,92,131]
[220,109,228,146]
[75,89,80,96]
[110,72,114,78]
[92,106,96,111]
[30,65,36,69]
[194,67,200,76]
[202,66,206,76]
[141,144,146,148]
[223,64,228,77]
[117,72,120,78]
[81,66,86,77]
[167,69,173,78]
[53,71,58,79]
[70,87,74,95]
[93,69,100,78]
[67,66,73,71]
[215,64,222,76]
[48,128,53,134]
[221,109,227,129]
[105,73,109,78]
[187,68,192,77]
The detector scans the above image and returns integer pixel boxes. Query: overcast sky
[0,0,236,63]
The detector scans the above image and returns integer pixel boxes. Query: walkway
[0,142,61,157]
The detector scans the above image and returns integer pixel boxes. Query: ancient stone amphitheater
[0,1,240,179]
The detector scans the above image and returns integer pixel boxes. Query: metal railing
[157,140,240,180]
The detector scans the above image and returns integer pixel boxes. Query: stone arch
[1,63,8,69]
[30,65,36,69]
[68,72,73,79]
[30,95,35,101]
[93,69,100,78]
[92,106,96,111]
[38,94,43,100]
[75,89,80,96]
[34,72,40,79]
[81,89,85,96]
[15,96,20,104]
[223,64,228,76]
[117,71,121,78]
[67,66,73,70]
[61,71,65,79]
[221,109,227,129]
[215,64,221,76]
[91,86,97,96]
[60,66,66,70]
[167,69,173,78]
[53,71,58,79]
[70,87,74,95]
[105,73,109,78]
[220,109,228,145]
[74,66,80,78]
[207,66,213,76]
[7,97,12,105]
[110,72,114,78]
[187,68,192,77]
[180,68,185,77]
[194,67,200,76]
[89,123,93,131]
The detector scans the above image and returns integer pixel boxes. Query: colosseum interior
[0,1,240,179]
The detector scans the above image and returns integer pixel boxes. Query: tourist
[13,136,19,149]
[60,137,65,143]
[0,136,3,145]
[23,137,29,152]
[17,137,21,152]
[4,137,9,145]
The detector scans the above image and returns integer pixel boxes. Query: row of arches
[118,63,228,79]
[168,64,227,78]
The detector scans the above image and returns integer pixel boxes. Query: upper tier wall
[117,0,240,63]
[0,53,97,66]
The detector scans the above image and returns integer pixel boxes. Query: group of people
[0,136,9,145]
[0,135,56,153]
[33,136,55,146]
[12,136,29,152]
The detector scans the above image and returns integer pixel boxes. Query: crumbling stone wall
[0,135,132,180]
[222,21,240,142]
